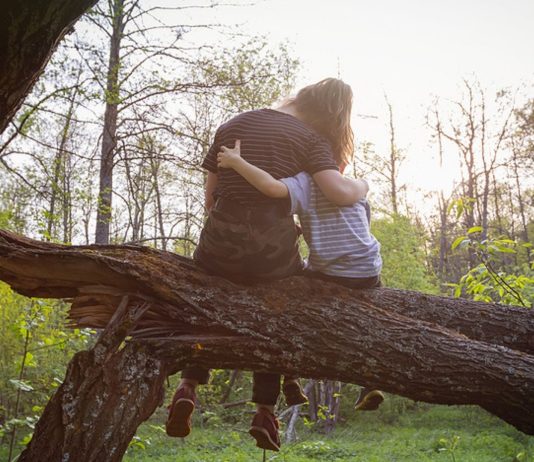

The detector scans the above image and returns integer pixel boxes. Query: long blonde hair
[291,78,354,169]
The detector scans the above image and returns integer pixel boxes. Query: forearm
[345,178,369,203]
[313,170,368,206]
[231,158,288,198]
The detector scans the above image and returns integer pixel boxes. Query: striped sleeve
[280,172,312,215]
[303,135,339,175]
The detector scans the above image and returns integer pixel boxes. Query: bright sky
[179,0,534,198]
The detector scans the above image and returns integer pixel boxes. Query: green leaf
[495,245,516,254]
[451,236,467,250]
[9,379,34,392]
[467,226,483,234]
[24,352,37,367]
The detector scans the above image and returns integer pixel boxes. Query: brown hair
[291,78,354,169]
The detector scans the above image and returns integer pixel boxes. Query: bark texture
[0,0,98,133]
[0,230,533,461]
[95,0,125,244]
[19,296,173,462]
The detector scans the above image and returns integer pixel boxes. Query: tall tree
[429,80,516,239]
[94,0,126,244]
[358,95,406,215]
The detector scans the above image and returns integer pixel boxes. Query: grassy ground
[123,402,534,462]
[2,398,532,461]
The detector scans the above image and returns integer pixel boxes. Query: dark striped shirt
[202,109,338,208]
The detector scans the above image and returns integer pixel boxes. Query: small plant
[127,434,151,453]
[294,440,357,461]
[514,451,528,461]
[435,435,460,462]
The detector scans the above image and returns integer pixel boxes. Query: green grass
[123,403,534,462]
[2,399,532,461]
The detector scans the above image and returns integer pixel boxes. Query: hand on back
[217,140,242,169]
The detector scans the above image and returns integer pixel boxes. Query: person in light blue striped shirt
[217,139,385,412]
[279,172,382,285]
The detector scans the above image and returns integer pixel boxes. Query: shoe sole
[283,384,308,406]
[355,391,384,411]
[166,398,194,437]
[249,426,280,451]
[285,395,308,406]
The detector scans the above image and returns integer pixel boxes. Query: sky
[168,0,534,198]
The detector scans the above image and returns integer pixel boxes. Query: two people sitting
[166,78,384,451]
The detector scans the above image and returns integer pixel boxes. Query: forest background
[0,0,533,461]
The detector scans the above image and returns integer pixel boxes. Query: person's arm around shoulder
[312,170,368,206]
[217,140,288,198]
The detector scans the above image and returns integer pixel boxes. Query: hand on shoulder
[217,140,242,169]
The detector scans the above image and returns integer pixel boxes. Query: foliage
[371,214,438,293]
[448,214,534,306]
[0,283,93,454]
[197,38,300,114]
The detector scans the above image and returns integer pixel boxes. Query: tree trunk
[319,380,341,434]
[219,369,241,404]
[95,0,125,244]
[19,296,173,462]
[512,143,532,263]
[0,229,533,462]
[437,192,449,281]
[47,75,79,243]
[0,0,98,133]
[307,380,318,422]
[150,153,167,251]
[386,97,399,214]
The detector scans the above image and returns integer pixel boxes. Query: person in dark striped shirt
[166,78,361,451]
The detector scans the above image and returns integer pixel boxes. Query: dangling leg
[166,367,209,437]
[249,372,281,451]
[354,387,384,411]
[282,376,308,406]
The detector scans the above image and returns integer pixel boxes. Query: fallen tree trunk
[0,230,533,461]
[1,230,532,353]
[0,0,98,132]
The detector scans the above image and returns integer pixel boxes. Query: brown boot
[354,388,384,411]
[282,379,308,406]
[166,384,196,437]
[249,408,281,451]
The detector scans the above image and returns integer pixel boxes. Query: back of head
[292,78,354,170]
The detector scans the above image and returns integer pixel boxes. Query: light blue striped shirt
[280,172,382,278]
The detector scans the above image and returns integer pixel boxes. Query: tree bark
[386,96,399,214]
[95,0,125,244]
[19,296,173,462]
[0,0,98,133]
[219,369,241,404]
[0,229,533,461]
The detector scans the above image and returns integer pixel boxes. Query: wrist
[232,157,246,170]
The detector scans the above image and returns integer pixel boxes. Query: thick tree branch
[0,0,99,133]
